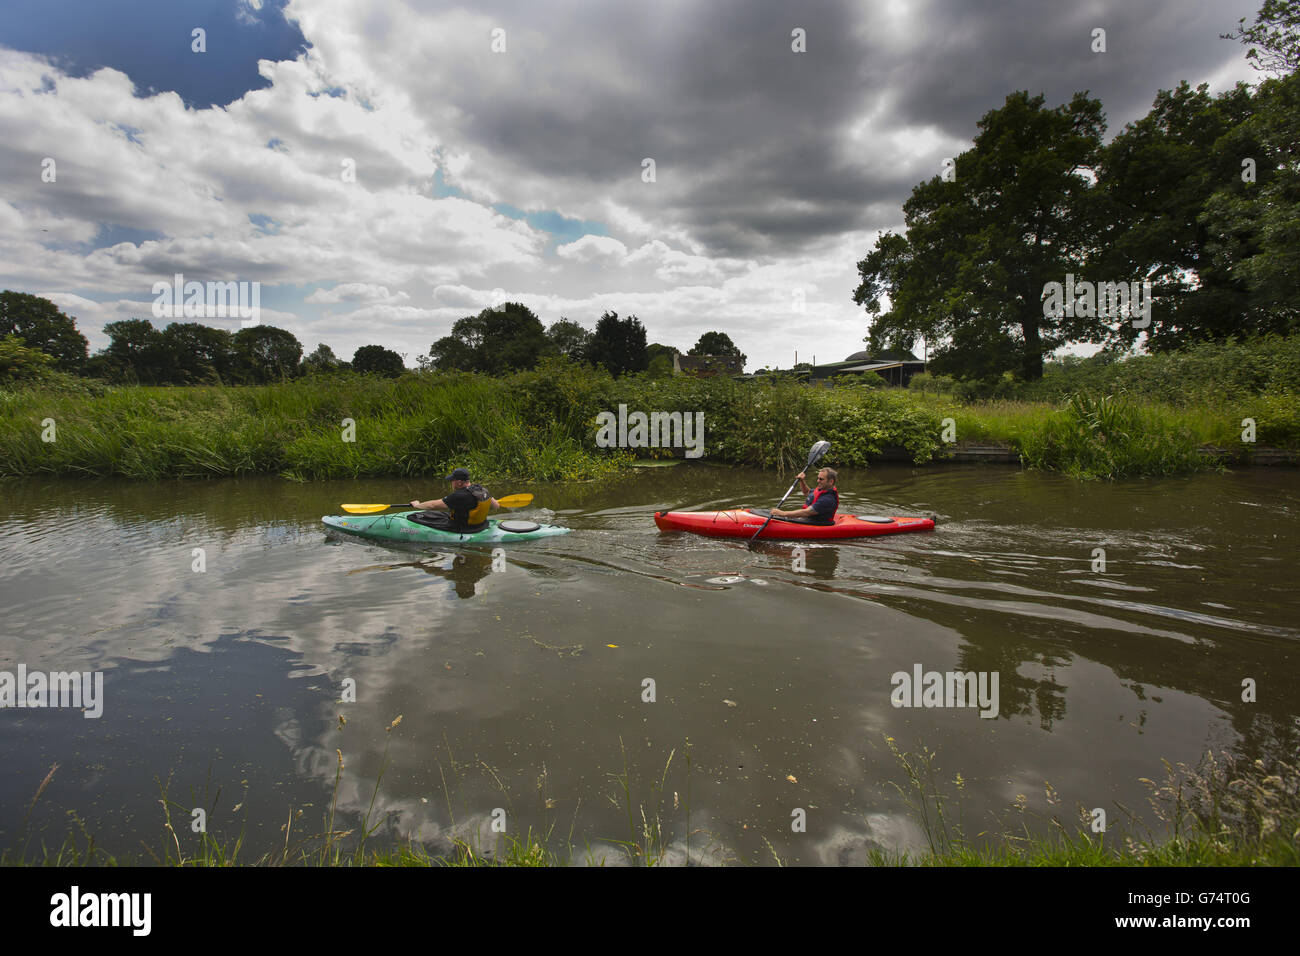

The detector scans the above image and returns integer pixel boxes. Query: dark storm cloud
[881,0,1257,141]
[428,0,1259,256]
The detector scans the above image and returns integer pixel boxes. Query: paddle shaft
[746,478,803,546]
[747,441,830,548]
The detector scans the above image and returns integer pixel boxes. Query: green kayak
[322,512,571,545]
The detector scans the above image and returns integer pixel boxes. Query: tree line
[0,291,403,384]
[0,290,747,384]
[853,0,1300,381]
[423,305,744,377]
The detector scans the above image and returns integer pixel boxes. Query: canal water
[1,465,1296,864]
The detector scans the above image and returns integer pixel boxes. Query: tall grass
[1,354,1294,482]
[1019,392,1209,479]
[10,735,1293,866]
[0,371,627,482]
[911,335,1300,405]
[877,737,1300,866]
[2,727,715,867]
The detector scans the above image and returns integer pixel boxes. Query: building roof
[839,361,903,372]
[674,354,745,374]
[843,348,922,363]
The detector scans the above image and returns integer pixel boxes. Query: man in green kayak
[770,467,838,525]
[409,468,500,533]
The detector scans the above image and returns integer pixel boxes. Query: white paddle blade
[807,440,831,465]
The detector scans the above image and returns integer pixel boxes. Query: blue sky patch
[0,0,308,108]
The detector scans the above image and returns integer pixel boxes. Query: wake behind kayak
[654,509,934,540]
[323,512,571,545]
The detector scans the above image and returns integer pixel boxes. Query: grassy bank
[872,738,1299,867]
[1,352,1296,482]
[910,335,1300,405]
[6,736,1294,867]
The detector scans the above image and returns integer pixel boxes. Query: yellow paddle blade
[497,493,534,508]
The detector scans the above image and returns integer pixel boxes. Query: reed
[1,360,1293,482]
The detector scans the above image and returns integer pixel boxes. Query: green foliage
[1243,391,1300,445]
[99,318,167,383]
[855,91,1108,381]
[688,331,746,366]
[1199,71,1300,336]
[0,335,55,382]
[159,322,239,384]
[428,302,548,374]
[302,343,344,374]
[544,318,592,361]
[94,318,303,384]
[1022,336,1300,404]
[856,40,1300,380]
[1020,392,1205,479]
[233,325,303,383]
[3,338,1296,481]
[725,378,819,471]
[0,291,89,371]
[1096,81,1260,351]
[828,371,886,390]
[645,342,679,367]
[1223,0,1300,73]
[351,344,405,377]
[509,356,615,435]
[880,738,1300,867]
[908,370,1018,401]
[585,310,647,376]
[911,336,1300,408]
[646,354,674,379]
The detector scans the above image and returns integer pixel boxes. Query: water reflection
[752,543,842,580]
[1,467,1298,864]
[346,551,498,600]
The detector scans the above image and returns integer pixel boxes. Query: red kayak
[653,509,935,540]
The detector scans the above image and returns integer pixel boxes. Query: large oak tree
[853,91,1108,381]
[0,291,89,371]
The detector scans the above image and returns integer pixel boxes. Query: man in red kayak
[770,467,838,525]
[409,468,500,532]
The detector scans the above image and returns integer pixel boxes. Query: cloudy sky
[0,0,1265,371]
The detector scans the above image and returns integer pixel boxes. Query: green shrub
[2,347,1290,481]
[0,335,54,382]
[1022,336,1300,405]
[1241,392,1300,447]
[1020,392,1206,479]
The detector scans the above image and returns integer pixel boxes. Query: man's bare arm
[772,505,814,518]
[410,498,449,510]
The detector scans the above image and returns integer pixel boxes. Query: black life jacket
[410,484,490,533]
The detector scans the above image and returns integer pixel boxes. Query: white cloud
[0,45,545,303]
[555,234,628,266]
[305,283,409,304]
[0,0,1265,374]
[237,0,265,26]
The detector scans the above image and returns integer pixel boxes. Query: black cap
[445,467,471,481]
